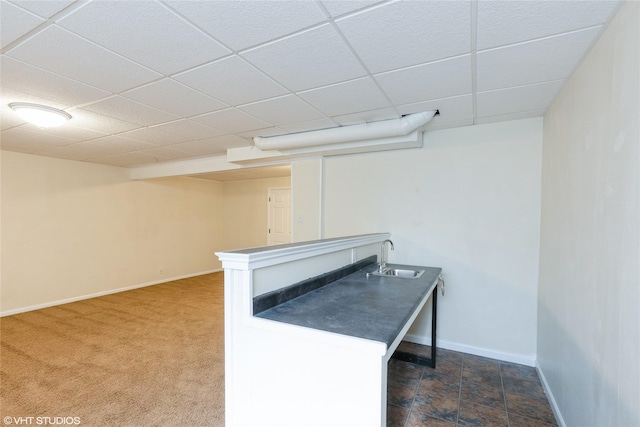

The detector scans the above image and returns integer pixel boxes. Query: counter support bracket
[391,288,437,369]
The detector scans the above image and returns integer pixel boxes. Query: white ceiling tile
[298,77,391,117]
[174,56,287,106]
[121,79,227,118]
[0,126,77,152]
[332,107,399,126]
[166,0,327,51]
[90,152,160,168]
[336,1,471,73]
[83,135,158,156]
[37,141,112,161]
[476,110,546,125]
[0,0,620,168]
[6,25,161,93]
[477,1,621,50]
[277,118,339,134]
[0,2,45,49]
[1,136,62,154]
[191,108,272,134]
[122,120,225,146]
[375,55,472,105]
[320,1,382,18]
[1,107,25,130]
[81,96,180,127]
[239,95,324,125]
[12,1,74,19]
[238,126,289,139]
[171,134,249,156]
[137,146,193,161]
[197,134,250,150]
[68,110,141,135]
[476,81,566,118]
[57,1,230,75]
[119,126,190,146]
[477,27,601,92]
[169,140,226,157]
[396,94,474,127]
[36,145,99,161]
[29,123,107,142]
[1,56,111,108]
[242,24,367,92]
[152,120,226,140]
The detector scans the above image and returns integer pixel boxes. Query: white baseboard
[536,360,566,427]
[0,269,223,317]
[403,333,537,367]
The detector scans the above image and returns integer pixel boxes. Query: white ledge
[216,233,390,270]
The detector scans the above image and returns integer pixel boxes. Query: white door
[268,188,291,245]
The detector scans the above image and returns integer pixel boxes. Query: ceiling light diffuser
[9,102,72,128]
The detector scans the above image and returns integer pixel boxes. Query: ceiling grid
[0,0,623,168]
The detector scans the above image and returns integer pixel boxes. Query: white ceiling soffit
[253,111,437,150]
[221,110,438,165]
[0,0,623,172]
[191,164,292,182]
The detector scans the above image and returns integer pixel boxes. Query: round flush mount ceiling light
[9,102,72,128]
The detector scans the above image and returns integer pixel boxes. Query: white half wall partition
[217,233,393,427]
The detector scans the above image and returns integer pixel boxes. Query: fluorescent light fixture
[9,102,72,128]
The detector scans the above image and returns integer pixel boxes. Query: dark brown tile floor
[387,342,558,427]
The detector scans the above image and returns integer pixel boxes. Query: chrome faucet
[379,239,394,272]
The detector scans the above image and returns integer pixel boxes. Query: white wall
[1,151,224,314]
[291,158,323,242]
[538,2,640,426]
[324,118,543,363]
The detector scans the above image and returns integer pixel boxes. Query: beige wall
[538,2,639,426]
[1,151,290,315]
[1,151,224,314]
[221,176,290,251]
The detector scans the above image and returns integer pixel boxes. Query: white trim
[216,232,390,270]
[536,361,567,427]
[403,333,537,367]
[319,157,325,239]
[0,269,222,317]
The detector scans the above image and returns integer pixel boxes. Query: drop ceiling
[0,0,622,169]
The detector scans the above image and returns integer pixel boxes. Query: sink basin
[371,267,425,279]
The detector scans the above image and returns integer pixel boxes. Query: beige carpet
[0,273,224,426]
